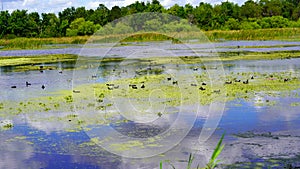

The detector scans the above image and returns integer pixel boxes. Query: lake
[0,40,300,168]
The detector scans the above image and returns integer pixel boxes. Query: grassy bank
[1,28,300,50]
[0,36,89,50]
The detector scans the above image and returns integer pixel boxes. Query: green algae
[291,102,300,106]
[136,51,300,65]
[0,54,78,67]
[0,68,299,133]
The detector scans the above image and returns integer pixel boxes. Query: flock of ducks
[10,65,63,90]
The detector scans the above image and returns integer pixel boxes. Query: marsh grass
[1,28,300,50]
[0,36,89,50]
[205,28,300,41]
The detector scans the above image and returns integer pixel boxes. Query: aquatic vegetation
[290,102,300,106]
[0,70,299,133]
[64,95,73,103]
[0,54,78,67]
[0,120,14,129]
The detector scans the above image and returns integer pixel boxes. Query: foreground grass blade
[207,133,225,169]
[160,160,175,169]
[187,153,195,169]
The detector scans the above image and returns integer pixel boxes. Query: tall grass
[1,28,299,50]
[205,28,300,41]
[160,133,225,169]
[0,36,89,49]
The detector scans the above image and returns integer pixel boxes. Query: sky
[0,0,247,14]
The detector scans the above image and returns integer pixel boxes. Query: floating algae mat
[0,69,300,132]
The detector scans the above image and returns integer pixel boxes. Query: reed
[1,28,300,50]
[0,36,89,49]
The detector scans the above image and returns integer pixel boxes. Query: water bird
[173,81,178,85]
[41,85,45,89]
[114,85,119,89]
[26,81,31,87]
[59,71,63,74]
[213,89,220,93]
[202,82,207,85]
[40,66,43,69]
[141,84,145,89]
[167,77,172,81]
[251,76,254,79]
[225,81,232,84]
[193,68,198,71]
[162,65,166,69]
[129,84,138,89]
[106,84,114,87]
[92,75,97,78]
[243,79,249,84]
[73,90,80,93]
[40,70,44,73]
[11,86,17,88]
[191,84,197,86]
[199,87,206,91]
[235,79,241,82]
[237,45,240,48]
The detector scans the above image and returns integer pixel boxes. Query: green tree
[184,3,195,24]
[90,4,110,26]
[145,0,164,13]
[41,13,60,37]
[27,12,41,37]
[292,4,300,20]
[224,18,240,30]
[74,7,87,20]
[260,0,283,17]
[58,7,76,24]
[110,6,122,21]
[0,11,10,38]
[193,2,214,30]
[66,17,100,36]
[241,0,262,19]
[167,4,186,18]
[8,10,29,37]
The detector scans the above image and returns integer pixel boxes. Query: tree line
[1,0,300,38]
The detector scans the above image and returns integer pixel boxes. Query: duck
[41,85,45,89]
[243,79,249,84]
[199,86,206,91]
[26,81,31,87]
[73,90,80,93]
